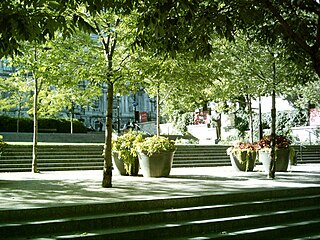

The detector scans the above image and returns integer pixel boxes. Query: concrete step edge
[21,206,320,240]
[1,187,319,222]
[1,194,319,229]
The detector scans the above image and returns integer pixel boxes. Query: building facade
[0,60,156,132]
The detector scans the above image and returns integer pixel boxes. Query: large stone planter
[258,148,290,174]
[112,152,139,176]
[137,151,175,177]
[230,151,256,172]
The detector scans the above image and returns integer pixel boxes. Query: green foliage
[169,111,194,134]
[0,134,7,155]
[234,109,250,138]
[0,69,31,114]
[259,110,308,137]
[0,115,86,133]
[287,78,320,109]
[2,34,103,120]
[135,0,320,77]
[0,0,110,57]
[314,128,320,144]
[235,109,308,139]
[135,135,176,156]
[112,130,142,175]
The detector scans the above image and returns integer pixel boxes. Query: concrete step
[173,157,229,162]
[1,155,103,160]
[0,132,105,143]
[2,144,320,172]
[172,218,320,239]
[173,163,231,168]
[0,144,104,172]
[293,145,320,164]
[174,156,229,160]
[173,145,230,168]
[53,207,319,240]
[0,187,319,239]
[1,166,103,172]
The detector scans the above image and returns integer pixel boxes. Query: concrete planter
[230,151,256,172]
[112,151,139,176]
[258,148,290,174]
[137,151,175,177]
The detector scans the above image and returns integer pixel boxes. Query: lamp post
[259,96,263,140]
[269,52,278,179]
[116,93,121,134]
[149,97,156,121]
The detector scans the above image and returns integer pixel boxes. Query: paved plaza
[1,164,319,210]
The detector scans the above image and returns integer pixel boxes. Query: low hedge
[0,115,87,133]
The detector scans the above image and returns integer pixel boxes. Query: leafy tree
[133,51,223,130]
[36,33,102,133]
[0,68,31,132]
[79,7,141,188]
[3,29,109,170]
[288,79,320,110]
[135,1,320,78]
[8,41,58,173]
[211,35,317,178]
[0,0,114,57]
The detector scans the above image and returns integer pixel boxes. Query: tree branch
[261,0,313,55]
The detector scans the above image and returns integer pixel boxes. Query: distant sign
[310,108,320,126]
[139,112,148,122]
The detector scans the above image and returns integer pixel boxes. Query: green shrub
[0,135,7,155]
[235,109,308,139]
[0,115,87,133]
[135,135,176,156]
[0,115,16,132]
[169,111,194,134]
[112,130,142,175]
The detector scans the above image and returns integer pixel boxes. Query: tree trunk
[269,60,277,179]
[156,83,160,137]
[258,96,263,140]
[17,102,21,133]
[247,95,254,143]
[32,76,39,173]
[96,17,120,188]
[102,82,114,188]
[70,104,74,134]
[269,89,276,179]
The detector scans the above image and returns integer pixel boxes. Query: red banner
[139,112,148,122]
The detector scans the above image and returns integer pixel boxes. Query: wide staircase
[293,145,320,164]
[0,144,105,172]
[0,187,319,239]
[173,145,230,167]
[1,144,320,172]
[0,144,232,172]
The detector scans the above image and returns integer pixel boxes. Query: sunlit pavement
[0,164,319,210]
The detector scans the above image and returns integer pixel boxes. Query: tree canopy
[135,0,320,77]
[0,0,134,57]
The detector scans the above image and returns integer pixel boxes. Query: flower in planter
[135,135,176,177]
[112,130,142,175]
[257,135,291,149]
[135,135,176,156]
[257,134,296,170]
[227,141,259,164]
